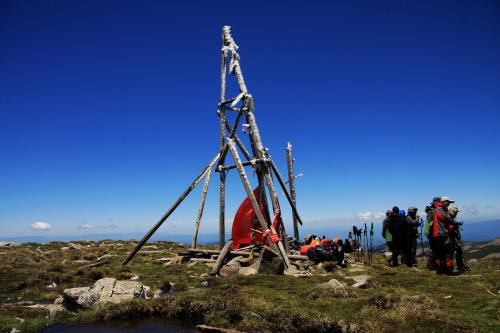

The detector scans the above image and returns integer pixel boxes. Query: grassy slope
[0,241,498,333]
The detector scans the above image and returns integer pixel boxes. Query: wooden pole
[192,167,213,248]
[268,157,303,226]
[218,170,226,250]
[218,30,228,250]
[227,139,291,268]
[212,240,233,275]
[122,151,221,265]
[286,143,299,241]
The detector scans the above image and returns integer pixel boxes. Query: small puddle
[39,319,197,333]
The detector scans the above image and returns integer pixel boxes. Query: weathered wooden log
[185,248,309,261]
[228,139,291,268]
[212,240,233,274]
[216,158,266,172]
[268,157,303,226]
[286,143,300,240]
[189,258,217,263]
[122,152,221,265]
[192,167,213,248]
[222,26,247,93]
[218,169,226,250]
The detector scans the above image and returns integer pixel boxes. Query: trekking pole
[352,226,358,262]
[420,218,424,257]
[364,223,368,264]
[370,222,374,266]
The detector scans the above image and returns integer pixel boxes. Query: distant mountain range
[1,219,499,245]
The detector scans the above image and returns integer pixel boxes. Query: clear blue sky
[1,0,499,238]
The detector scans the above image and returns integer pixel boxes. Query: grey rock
[219,265,240,277]
[238,266,258,276]
[0,241,19,248]
[324,279,347,289]
[348,275,372,288]
[201,281,209,287]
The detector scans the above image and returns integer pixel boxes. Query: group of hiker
[382,196,467,274]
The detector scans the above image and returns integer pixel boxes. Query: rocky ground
[0,240,499,333]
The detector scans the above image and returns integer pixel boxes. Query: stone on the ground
[226,256,248,267]
[324,278,347,289]
[256,248,284,275]
[219,265,239,277]
[201,281,209,287]
[63,278,145,309]
[63,286,99,308]
[130,274,140,281]
[238,266,258,276]
[348,275,372,288]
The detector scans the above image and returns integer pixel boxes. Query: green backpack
[424,217,433,237]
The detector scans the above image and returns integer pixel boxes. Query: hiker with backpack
[382,210,393,264]
[404,206,421,267]
[448,206,468,273]
[387,206,405,267]
[432,196,455,274]
[424,197,441,269]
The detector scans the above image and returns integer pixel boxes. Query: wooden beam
[286,143,299,240]
[192,167,213,248]
[122,151,221,265]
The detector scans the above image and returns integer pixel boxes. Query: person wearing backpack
[381,210,393,264]
[424,197,441,269]
[405,206,421,267]
[433,196,455,274]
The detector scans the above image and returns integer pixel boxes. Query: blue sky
[1,0,499,238]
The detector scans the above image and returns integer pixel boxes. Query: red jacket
[433,202,454,237]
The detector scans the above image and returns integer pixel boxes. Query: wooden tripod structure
[123,26,303,269]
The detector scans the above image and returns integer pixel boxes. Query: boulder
[63,278,145,309]
[238,266,258,276]
[219,265,239,277]
[256,248,284,275]
[324,279,347,289]
[63,287,99,309]
[348,275,372,288]
[27,304,65,317]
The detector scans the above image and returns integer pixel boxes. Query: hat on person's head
[408,206,418,212]
[448,206,460,214]
[430,197,441,204]
[441,196,455,203]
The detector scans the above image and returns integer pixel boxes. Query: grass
[0,240,499,332]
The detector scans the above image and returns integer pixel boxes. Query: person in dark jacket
[448,206,468,272]
[433,196,455,274]
[388,206,405,266]
[405,207,421,267]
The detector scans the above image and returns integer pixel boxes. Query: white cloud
[78,223,93,229]
[357,212,385,221]
[29,221,51,231]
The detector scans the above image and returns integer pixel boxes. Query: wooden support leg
[219,170,226,249]
[192,168,213,248]
[122,151,221,265]
[212,240,233,275]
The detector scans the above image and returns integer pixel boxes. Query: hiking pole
[352,226,358,262]
[370,222,374,266]
[364,223,368,264]
[420,218,424,258]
